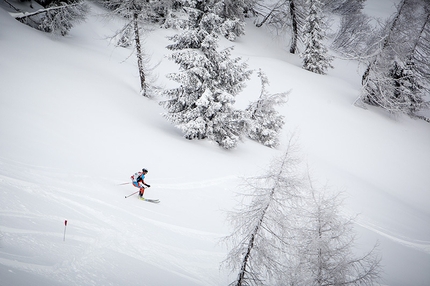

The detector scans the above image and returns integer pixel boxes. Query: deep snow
[1,0,429,285]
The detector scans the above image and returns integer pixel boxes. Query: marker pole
[63,220,67,241]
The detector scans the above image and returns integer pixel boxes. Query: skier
[131,168,151,198]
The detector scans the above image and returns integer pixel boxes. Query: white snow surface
[1,0,429,285]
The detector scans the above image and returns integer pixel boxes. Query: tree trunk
[410,12,429,59]
[133,12,146,95]
[236,204,269,286]
[289,0,298,54]
[317,212,323,286]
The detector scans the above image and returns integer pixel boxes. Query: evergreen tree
[160,0,258,149]
[162,1,293,149]
[216,0,250,40]
[163,0,246,41]
[221,0,249,19]
[302,0,333,75]
[388,59,427,116]
[245,70,288,148]
[161,32,252,149]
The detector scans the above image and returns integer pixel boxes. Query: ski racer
[131,168,150,198]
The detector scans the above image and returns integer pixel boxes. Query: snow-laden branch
[10,3,81,20]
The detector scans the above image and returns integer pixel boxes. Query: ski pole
[118,182,131,185]
[125,191,139,198]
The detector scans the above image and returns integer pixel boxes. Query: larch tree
[320,0,365,14]
[387,2,430,119]
[223,138,383,285]
[8,0,88,36]
[359,0,408,111]
[358,0,429,118]
[331,13,373,58]
[223,138,304,285]
[102,0,165,96]
[284,181,381,286]
[255,0,307,54]
[288,0,305,54]
[331,0,370,57]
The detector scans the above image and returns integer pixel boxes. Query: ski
[139,197,160,203]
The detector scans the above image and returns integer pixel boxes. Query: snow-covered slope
[1,1,429,285]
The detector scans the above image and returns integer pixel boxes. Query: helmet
[142,168,148,173]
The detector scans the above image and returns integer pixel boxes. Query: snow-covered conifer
[161,32,252,149]
[219,0,248,20]
[388,59,428,116]
[245,70,288,148]
[165,2,223,49]
[302,0,333,74]
[163,0,246,41]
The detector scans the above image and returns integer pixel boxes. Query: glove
[145,184,151,187]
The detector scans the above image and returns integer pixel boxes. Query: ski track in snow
[158,175,430,257]
[1,158,428,285]
[0,159,235,285]
[147,175,239,190]
[356,217,430,255]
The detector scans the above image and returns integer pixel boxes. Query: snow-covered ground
[1,0,429,285]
